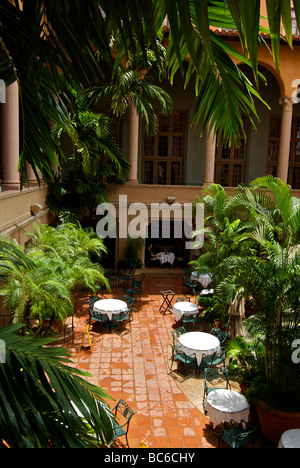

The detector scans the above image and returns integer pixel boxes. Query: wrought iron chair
[109,399,135,448]
[88,296,100,308]
[88,308,109,330]
[218,420,261,448]
[111,310,131,332]
[121,295,136,308]
[175,296,190,302]
[170,326,187,348]
[118,269,135,288]
[125,275,145,298]
[106,268,119,288]
[182,276,197,294]
[210,328,228,346]
[203,368,231,403]
[169,343,198,376]
[182,311,199,329]
[201,349,227,369]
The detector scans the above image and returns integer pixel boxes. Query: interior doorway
[145,220,190,268]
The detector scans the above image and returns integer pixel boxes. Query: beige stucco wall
[0,186,54,245]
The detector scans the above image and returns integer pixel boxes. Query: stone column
[203,121,216,185]
[126,103,139,185]
[1,81,20,190]
[25,161,39,187]
[278,96,293,183]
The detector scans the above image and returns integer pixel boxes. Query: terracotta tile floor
[67,275,275,449]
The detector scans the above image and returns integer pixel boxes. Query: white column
[126,103,139,185]
[203,121,216,185]
[1,81,20,190]
[278,96,293,183]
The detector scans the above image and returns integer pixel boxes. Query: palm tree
[217,177,300,404]
[0,324,114,448]
[26,223,110,293]
[0,224,109,331]
[0,247,73,330]
[192,183,254,289]
[47,85,130,224]
[1,0,297,180]
[93,64,173,137]
[0,239,34,281]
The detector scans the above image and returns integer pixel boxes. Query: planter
[256,400,300,444]
[214,318,220,329]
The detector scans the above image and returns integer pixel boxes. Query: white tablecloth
[191,272,212,287]
[172,301,198,322]
[179,331,220,366]
[200,288,214,296]
[205,389,250,428]
[278,429,300,448]
[158,252,175,265]
[94,299,127,321]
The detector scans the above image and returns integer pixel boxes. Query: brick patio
[67,274,275,449]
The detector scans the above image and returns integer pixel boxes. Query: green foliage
[226,335,264,386]
[47,85,130,224]
[0,324,114,448]
[0,224,109,333]
[118,236,145,270]
[1,1,298,180]
[197,295,228,328]
[212,176,300,409]
[192,183,255,290]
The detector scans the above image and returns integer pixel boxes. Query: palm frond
[0,324,114,448]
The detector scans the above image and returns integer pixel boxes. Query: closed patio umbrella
[226,295,245,338]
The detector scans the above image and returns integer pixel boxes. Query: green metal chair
[201,350,227,369]
[210,328,228,346]
[175,296,190,302]
[109,399,135,448]
[169,343,198,376]
[125,275,145,298]
[121,295,136,308]
[203,368,231,403]
[88,296,100,308]
[118,269,135,287]
[88,309,109,329]
[182,276,197,294]
[218,420,261,448]
[112,310,131,332]
[106,269,119,288]
[182,311,199,329]
[171,326,187,348]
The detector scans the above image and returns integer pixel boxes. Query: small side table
[159,290,175,314]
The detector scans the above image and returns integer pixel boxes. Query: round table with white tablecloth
[93,299,127,321]
[205,389,250,428]
[278,429,300,448]
[191,271,212,287]
[157,252,175,265]
[178,331,220,367]
[172,301,198,322]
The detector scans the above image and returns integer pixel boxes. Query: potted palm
[0,245,74,334]
[118,236,145,274]
[0,224,110,336]
[218,176,300,443]
[226,335,265,395]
